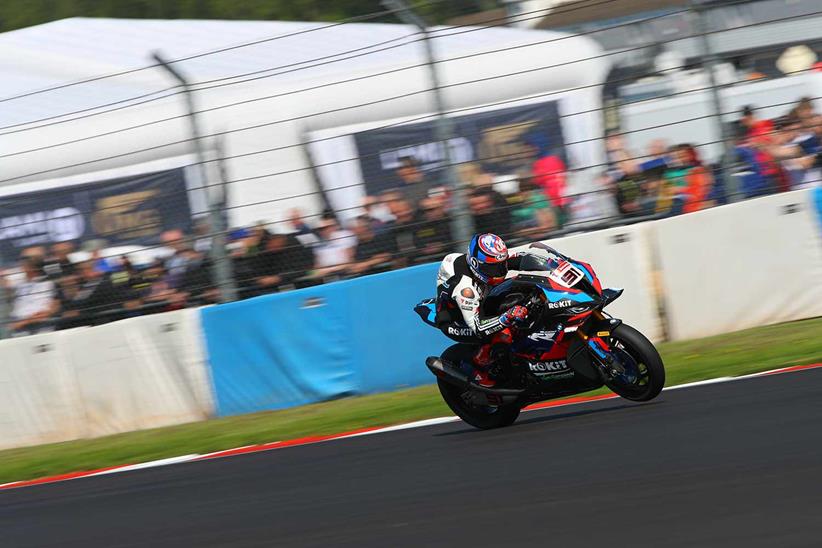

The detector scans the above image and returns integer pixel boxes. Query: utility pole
[152,52,237,302]
[690,0,738,202]
[382,0,475,247]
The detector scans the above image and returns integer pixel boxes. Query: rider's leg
[471,329,513,387]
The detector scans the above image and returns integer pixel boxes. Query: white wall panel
[653,190,822,340]
[0,331,86,450]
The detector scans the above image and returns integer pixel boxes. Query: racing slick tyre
[604,323,665,402]
[437,344,521,430]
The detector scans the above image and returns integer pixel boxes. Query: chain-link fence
[2,0,821,338]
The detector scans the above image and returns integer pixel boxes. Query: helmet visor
[479,260,508,280]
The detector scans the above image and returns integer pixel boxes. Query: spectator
[248,232,314,295]
[313,218,356,278]
[192,218,213,254]
[60,260,119,326]
[287,208,320,247]
[161,229,193,289]
[136,261,172,304]
[393,156,432,207]
[179,250,220,306]
[361,195,394,232]
[790,96,817,123]
[767,117,815,189]
[612,160,645,217]
[83,239,114,274]
[9,257,59,336]
[529,135,568,225]
[740,105,774,140]
[413,197,454,262]
[44,241,76,280]
[510,179,556,238]
[669,144,715,214]
[469,188,512,237]
[384,199,418,267]
[639,139,670,178]
[349,216,395,275]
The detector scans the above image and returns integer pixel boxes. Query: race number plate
[547,260,585,288]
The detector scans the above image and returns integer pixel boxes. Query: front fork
[577,311,626,379]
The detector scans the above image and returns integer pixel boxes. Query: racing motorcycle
[414,243,665,429]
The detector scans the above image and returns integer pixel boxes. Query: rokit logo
[547,300,572,310]
[447,326,474,337]
[529,360,572,376]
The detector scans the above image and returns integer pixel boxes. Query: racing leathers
[435,252,527,387]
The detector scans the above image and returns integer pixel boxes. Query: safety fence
[4,0,822,339]
[1,187,820,450]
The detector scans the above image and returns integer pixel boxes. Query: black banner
[0,168,191,264]
[353,100,566,196]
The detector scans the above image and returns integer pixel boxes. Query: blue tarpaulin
[201,263,452,417]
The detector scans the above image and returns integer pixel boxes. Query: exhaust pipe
[425,357,524,397]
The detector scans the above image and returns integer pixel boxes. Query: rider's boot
[470,329,513,388]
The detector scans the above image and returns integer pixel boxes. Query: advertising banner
[0,169,191,264]
[353,100,566,196]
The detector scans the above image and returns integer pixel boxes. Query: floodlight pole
[382,0,474,247]
[690,1,738,202]
[152,52,237,302]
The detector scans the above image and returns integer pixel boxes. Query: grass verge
[2,317,821,484]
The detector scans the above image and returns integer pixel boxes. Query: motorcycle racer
[435,233,530,388]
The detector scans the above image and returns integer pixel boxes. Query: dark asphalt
[2,369,822,548]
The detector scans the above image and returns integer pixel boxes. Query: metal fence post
[689,1,738,202]
[152,52,238,302]
[382,0,475,247]
[0,277,10,340]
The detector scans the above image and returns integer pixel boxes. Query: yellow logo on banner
[91,191,162,238]
[476,120,538,169]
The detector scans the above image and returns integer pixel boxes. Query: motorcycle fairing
[414,299,438,327]
[541,287,595,304]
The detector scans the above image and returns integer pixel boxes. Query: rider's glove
[499,305,529,327]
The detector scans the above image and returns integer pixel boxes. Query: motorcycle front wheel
[603,324,665,402]
[437,344,521,430]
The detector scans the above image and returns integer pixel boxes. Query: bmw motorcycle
[414,243,665,429]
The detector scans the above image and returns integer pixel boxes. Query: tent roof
[0,17,605,129]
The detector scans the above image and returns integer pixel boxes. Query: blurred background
[0,0,821,450]
[1,0,821,336]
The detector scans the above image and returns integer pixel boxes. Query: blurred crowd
[604,97,822,218]
[3,97,819,337]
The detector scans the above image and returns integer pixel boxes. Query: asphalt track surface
[3,368,822,548]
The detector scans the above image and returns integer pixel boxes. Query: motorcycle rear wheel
[437,380,521,429]
[437,344,521,430]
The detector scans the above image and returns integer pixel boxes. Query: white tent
[0,17,610,228]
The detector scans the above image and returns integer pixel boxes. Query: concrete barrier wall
[652,189,822,340]
[0,309,212,450]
